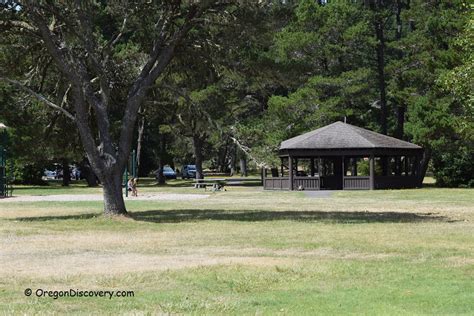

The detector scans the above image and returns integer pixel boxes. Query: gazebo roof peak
[280,121,422,150]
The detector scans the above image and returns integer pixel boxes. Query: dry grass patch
[0,185,473,314]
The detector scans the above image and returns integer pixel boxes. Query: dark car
[181,165,197,179]
[156,166,177,179]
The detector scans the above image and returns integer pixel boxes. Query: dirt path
[0,193,209,203]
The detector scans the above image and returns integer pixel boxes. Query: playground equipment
[0,123,12,198]
[123,149,137,197]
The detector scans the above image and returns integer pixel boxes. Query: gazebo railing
[263,177,290,190]
[343,176,370,190]
[264,176,321,190]
[294,176,320,190]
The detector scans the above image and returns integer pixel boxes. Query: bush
[432,144,474,188]
[12,162,47,185]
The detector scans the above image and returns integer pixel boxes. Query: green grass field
[0,179,473,315]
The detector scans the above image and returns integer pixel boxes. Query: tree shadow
[154,181,196,188]
[13,185,90,191]
[130,209,448,224]
[139,179,263,188]
[9,209,451,224]
[12,213,99,221]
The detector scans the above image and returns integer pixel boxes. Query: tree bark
[102,171,127,215]
[230,144,236,176]
[193,134,204,179]
[61,158,70,186]
[217,143,228,173]
[395,0,406,140]
[157,160,166,185]
[240,156,248,177]
[14,2,206,216]
[373,0,388,135]
[135,115,145,177]
[79,159,98,187]
[396,106,406,139]
[417,150,431,187]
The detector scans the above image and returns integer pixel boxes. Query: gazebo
[263,122,424,191]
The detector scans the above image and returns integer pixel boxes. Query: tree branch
[116,4,208,168]
[1,77,75,121]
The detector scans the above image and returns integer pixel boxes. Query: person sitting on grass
[127,178,137,196]
[127,178,134,195]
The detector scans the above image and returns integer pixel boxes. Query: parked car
[181,164,197,179]
[156,166,177,180]
[43,170,57,180]
[163,166,177,179]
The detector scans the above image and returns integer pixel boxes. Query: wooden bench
[225,177,261,186]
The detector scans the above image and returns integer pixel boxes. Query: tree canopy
[0,0,472,215]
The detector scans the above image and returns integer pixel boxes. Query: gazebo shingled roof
[265,121,424,191]
[280,121,421,150]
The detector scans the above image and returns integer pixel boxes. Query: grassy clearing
[0,182,473,314]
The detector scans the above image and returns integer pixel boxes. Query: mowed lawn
[0,180,473,315]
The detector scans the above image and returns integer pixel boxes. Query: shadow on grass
[12,213,99,221]
[130,209,447,224]
[13,182,94,191]
[11,209,449,224]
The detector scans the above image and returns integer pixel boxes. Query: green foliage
[12,162,47,185]
[406,94,473,187]
[0,0,471,186]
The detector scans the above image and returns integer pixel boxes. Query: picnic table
[193,177,262,191]
[194,178,227,191]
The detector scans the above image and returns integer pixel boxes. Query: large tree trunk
[240,156,248,177]
[61,158,70,186]
[135,115,145,177]
[156,133,167,184]
[373,0,388,135]
[372,0,389,174]
[395,0,406,140]
[230,144,236,176]
[396,105,406,139]
[417,150,431,187]
[193,134,204,180]
[157,159,166,184]
[101,171,127,215]
[10,2,222,217]
[217,143,228,173]
[79,159,98,187]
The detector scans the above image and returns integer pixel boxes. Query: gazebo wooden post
[310,158,315,176]
[404,156,409,176]
[411,155,418,176]
[395,156,401,176]
[351,158,358,176]
[280,157,284,177]
[318,158,323,176]
[288,155,294,191]
[369,154,375,190]
[342,155,345,190]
